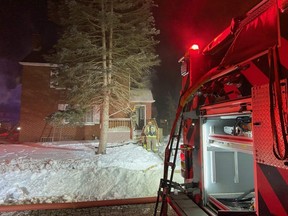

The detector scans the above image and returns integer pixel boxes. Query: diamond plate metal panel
[252,85,287,169]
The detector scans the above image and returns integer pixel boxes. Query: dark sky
[153,0,261,118]
[0,0,47,106]
[0,0,261,119]
[0,0,44,60]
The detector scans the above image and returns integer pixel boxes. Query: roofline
[19,62,58,67]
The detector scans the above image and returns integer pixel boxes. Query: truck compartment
[202,115,255,213]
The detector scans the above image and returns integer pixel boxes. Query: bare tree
[46,0,159,154]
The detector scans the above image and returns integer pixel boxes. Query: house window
[85,109,93,123]
[50,68,65,89]
[57,104,100,125]
[58,104,68,111]
[84,106,100,125]
[50,68,59,88]
[58,104,69,124]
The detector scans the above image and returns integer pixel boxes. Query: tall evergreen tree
[46,0,159,154]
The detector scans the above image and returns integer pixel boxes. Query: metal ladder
[154,110,185,216]
[40,122,54,142]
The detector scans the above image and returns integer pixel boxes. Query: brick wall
[19,65,100,142]
[145,103,153,121]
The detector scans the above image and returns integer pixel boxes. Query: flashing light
[190,44,199,50]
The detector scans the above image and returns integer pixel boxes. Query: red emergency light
[190,44,199,50]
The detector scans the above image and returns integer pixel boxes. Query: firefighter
[144,120,158,152]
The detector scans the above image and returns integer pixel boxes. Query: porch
[107,118,131,143]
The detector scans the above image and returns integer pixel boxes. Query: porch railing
[108,118,131,131]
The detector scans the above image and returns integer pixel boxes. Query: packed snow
[0,139,183,205]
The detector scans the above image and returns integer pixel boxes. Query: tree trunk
[97,0,109,154]
[98,91,109,154]
[98,0,114,154]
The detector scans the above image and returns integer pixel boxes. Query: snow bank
[0,141,182,205]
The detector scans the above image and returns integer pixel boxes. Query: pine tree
[46,0,159,154]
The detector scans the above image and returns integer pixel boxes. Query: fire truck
[154,0,288,215]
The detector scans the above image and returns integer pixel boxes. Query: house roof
[19,50,55,67]
[20,33,57,67]
[22,50,46,63]
[130,89,155,103]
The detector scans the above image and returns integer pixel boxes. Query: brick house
[19,54,155,143]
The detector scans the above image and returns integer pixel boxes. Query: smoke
[0,59,21,104]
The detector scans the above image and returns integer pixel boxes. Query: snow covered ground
[0,139,183,205]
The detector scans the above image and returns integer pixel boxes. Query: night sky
[0,0,261,123]
[153,0,261,119]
